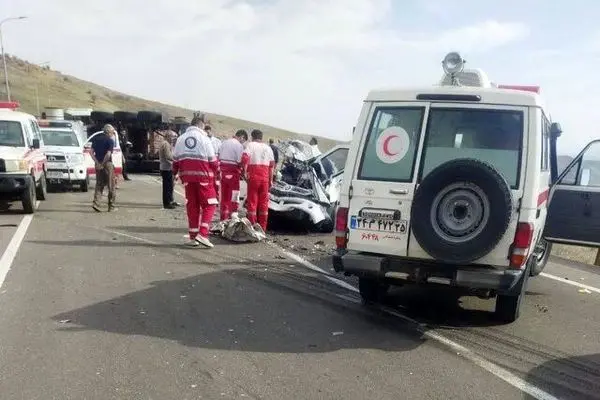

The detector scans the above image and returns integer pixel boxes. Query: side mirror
[32,138,40,149]
[550,122,562,139]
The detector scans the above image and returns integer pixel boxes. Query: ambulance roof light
[442,52,465,75]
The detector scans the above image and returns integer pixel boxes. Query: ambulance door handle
[389,188,408,195]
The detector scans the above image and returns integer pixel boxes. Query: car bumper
[46,163,87,183]
[0,173,30,196]
[332,250,524,292]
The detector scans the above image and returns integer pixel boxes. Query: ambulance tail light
[335,206,349,249]
[509,222,534,269]
[498,85,541,94]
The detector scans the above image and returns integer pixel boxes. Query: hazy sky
[2,0,599,154]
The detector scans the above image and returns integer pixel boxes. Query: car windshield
[0,121,25,147]
[419,108,524,188]
[41,129,80,146]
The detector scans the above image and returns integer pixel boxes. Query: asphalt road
[0,175,599,400]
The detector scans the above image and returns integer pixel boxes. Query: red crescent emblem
[383,135,399,156]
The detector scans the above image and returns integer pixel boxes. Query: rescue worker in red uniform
[241,129,275,232]
[218,129,248,221]
[172,114,219,248]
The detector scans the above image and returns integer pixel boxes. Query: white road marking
[0,201,41,289]
[279,247,558,400]
[99,227,158,245]
[540,272,600,294]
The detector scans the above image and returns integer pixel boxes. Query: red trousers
[184,181,218,239]
[220,171,241,221]
[246,178,270,231]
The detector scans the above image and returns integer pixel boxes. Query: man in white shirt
[205,125,222,155]
[309,137,321,158]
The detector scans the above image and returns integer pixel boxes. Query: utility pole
[0,16,27,101]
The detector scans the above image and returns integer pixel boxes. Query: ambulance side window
[29,120,42,143]
[541,113,550,171]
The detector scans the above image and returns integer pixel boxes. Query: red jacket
[241,140,275,181]
[172,126,219,183]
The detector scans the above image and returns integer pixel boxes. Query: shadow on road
[51,268,424,355]
[525,353,600,399]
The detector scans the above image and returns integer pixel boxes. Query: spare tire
[114,111,138,122]
[411,159,513,264]
[137,111,163,123]
[91,111,114,122]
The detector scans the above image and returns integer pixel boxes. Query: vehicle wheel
[411,159,513,264]
[358,277,389,304]
[495,266,530,323]
[137,110,163,123]
[36,172,47,200]
[315,203,337,233]
[529,238,552,277]
[90,111,114,122]
[80,177,90,193]
[114,111,138,122]
[22,176,36,214]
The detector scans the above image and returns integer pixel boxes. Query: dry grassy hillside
[2,55,340,149]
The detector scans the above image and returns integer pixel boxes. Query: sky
[2,0,600,155]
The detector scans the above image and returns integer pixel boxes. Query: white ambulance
[333,52,598,323]
[83,130,124,180]
[0,103,48,213]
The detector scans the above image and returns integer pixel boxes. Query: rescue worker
[241,129,275,232]
[118,128,131,181]
[205,125,222,155]
[172,114,219,248]
[218,129,248,221]
[91,124,117,212]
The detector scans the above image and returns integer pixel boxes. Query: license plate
[46,171,64,179]
[350,216,408,233]
[48,162,67,169]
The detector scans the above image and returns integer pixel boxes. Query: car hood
[43,145,83,155]
[0,145,28,159]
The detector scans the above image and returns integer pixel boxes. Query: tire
[80,177,90,193]
[314,204,336,233]
[22,176,36,214]
[411,159,513,264]
[358,277,389,304]
[90,111,114,123]
[36,172,47,200]
[495,265,530,323]
[529,238,552,277]
[114,111,138,122]
[137,111,163,123]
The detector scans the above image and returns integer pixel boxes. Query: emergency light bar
[37,119,73,128]
[497,85,541,94]
[0,101,20,110]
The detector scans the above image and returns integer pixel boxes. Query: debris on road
[274,255,285,259]
[211,217,267,243]
[578,288,592,294]
[332,331,344,336]
[58,319,71,324]
[535,304,549,313]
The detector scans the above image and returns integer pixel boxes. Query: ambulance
[0,102,48,213]
[333,52,600,323]
[83,130,123,180]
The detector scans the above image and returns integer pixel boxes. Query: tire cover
[411,158,513,263]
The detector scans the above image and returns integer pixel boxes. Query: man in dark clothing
[268,138,279,165]
[118,128,131,181]
[91,124,117,212]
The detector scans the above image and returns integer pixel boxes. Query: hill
[2,55,339,149]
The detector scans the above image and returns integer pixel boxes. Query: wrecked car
[268,141,349,232]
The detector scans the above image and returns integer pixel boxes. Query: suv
[332,52,599,323]
[39,120,89,192]
[0,108,48,213]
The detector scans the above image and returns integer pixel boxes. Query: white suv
[333,52,598,323]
